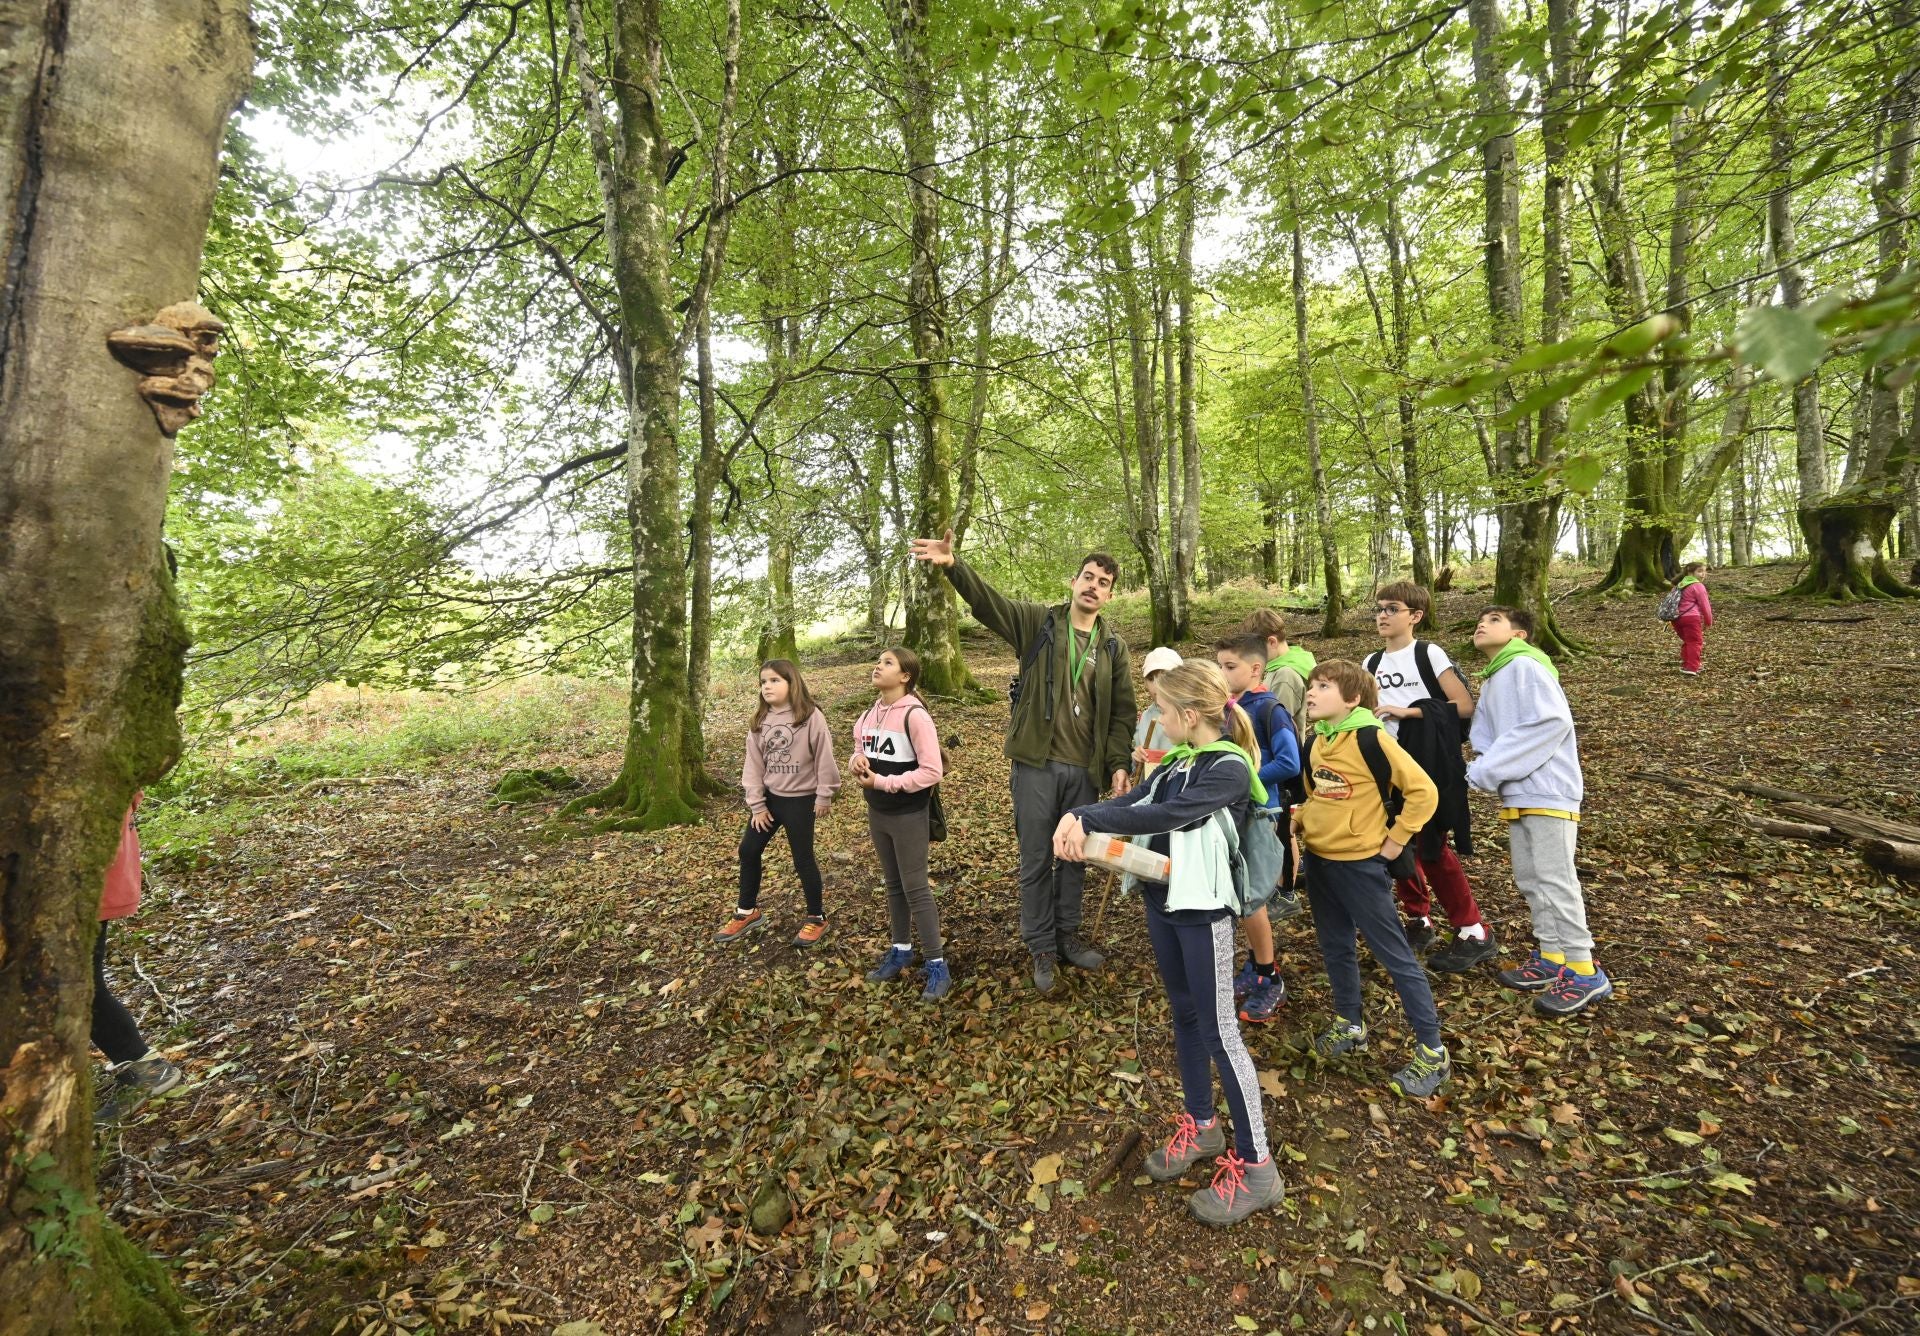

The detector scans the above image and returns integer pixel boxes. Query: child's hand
[849,753,871,778]
[1131,744,1149,765]
[1377,703,1420,720]
[814,798,831,817]
[1110,768,1129,796]
[856,769,879,790]
[751,809,774,832]
[1380,837,1404,863]
[1052,813,1087,862]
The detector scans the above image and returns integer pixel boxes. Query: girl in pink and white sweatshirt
[850,647,952,1001]
[716,660,841,948]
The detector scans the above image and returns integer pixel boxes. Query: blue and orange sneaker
[1496,951,1561,992]
[1232,956,1260,1002]
[1534,965,1613,1017]
[1239,973,1286,1024]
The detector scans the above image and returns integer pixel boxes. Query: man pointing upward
[911,529,1135,994]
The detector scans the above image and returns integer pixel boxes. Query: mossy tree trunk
[0,1,250,1330]
[893,0,974,697]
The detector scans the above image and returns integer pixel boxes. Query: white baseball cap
[1141,647,1183,678]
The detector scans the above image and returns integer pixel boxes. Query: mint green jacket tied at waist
[944,556,1136,793]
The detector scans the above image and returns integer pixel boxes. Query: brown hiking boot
[793,916,828,948]
[715,909,762,943]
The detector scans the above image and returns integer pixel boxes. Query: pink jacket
[1676,581,1713,625]
[100,796,143,922]
[853,695,944,793]
[743,705,841,811]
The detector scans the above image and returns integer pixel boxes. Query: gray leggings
[869,805,942,957]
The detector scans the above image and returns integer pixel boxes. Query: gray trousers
[1508,815,1594,958]
[1012,760,1096,957]
[869,806,942,957]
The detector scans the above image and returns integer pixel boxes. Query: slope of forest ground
[105,564,1920,1336]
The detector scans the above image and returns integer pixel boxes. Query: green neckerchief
[1312,704,1383,740]
[1159,737,1269,807]
[1481,638,1559,680]
[1676,576,1700,590]
[1267,645,1315,678]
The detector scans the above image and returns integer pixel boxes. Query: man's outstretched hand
[909,529,956,567]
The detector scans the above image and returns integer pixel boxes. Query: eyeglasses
[1373,604,1408,616]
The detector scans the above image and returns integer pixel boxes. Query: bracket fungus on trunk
[105,301,225,435]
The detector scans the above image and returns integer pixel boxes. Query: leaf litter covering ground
[102,566,1920,1336]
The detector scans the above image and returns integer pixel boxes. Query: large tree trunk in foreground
[0,1,250,1329]
[893,0,974,695]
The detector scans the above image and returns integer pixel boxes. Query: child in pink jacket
[94,795,184,1122]
[1671,563,1714,675]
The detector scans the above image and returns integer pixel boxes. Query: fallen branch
[346,1155,420,1193]
[1580,1252,1717,1309]
[293,775,412,796]
[1862,838,1920,877]
[131,952,183,1023]
[1087,1129,1143,1193]
[1746,816,1835,840]
[1762,612,1873,622]
[519,1129,550,1214]
[1635,770,1920,878]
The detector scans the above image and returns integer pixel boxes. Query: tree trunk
[1384,199,1433,590]
[756,316,799,664]
[1731,437,1754,566]
[0,2,250,1329]
[892,0,974,693]
[1473,0,1578,652]
[1292,211,1343,636]
[688,304,722,763]
[1769,25,1830,516]
[1173,148,1202,637]
[1111,208,1174,643]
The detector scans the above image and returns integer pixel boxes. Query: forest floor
[106,563,1920,1336]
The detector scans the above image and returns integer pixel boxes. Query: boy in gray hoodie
[1466,607,1611,1017]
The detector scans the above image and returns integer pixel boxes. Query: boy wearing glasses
[1366,582,1497,974]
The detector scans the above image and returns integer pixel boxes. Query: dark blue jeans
[1303,852,1444,1049]
[1141,893,1270,1162]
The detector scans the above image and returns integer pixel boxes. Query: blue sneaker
[1533,965,1613,1017]
[866,946,914,982]
[1497,951,1561,992]
[921,959,953,1002]
[1232,956,1260,1002]
[1239,973,1285,1024]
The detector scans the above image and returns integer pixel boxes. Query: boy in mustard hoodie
[1298,659,1451,1098]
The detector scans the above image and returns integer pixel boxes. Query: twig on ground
[519,1130,549,1214]
[1342,1258,1516,1335]
[1818,1296,1918,1336]
[1581,1252,1718,1308]
[131,952,182,1023]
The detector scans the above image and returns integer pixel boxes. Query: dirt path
[102,565,1920,1335]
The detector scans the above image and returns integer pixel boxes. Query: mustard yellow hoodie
[1297,708,1439,860]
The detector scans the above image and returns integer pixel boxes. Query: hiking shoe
[1389,1043,1452,1099]
[1144,1113,1226,1182]
[793,916,828,948]
[1311,1017,1368,1059]
[1057,934,1105,971]
[1267,890,1304,921]
[1232,956,1260,1002]
[1427,931,1500,975]
[1496,951,1561,992]
[1534,966,1613,1017]
[921,959,953,1002]
[1032,952,1058,995]
[1403,919,1437,954]
[1188,1153,1285,1227]
[1239,974,1286,1024]
[95,1055,184,1125]
[866,946,914,982]
[715,909,763,943]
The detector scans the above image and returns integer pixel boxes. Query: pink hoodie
[742,706,841,812]
[1677,581,1713,625]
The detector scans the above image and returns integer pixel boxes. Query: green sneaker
[1389,1042,1451,1099]
[1311,1017,1368,1059]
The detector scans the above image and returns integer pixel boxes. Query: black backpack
[904,703,948,842]
[1007,609,1120,717]
[1300,725,1420,879]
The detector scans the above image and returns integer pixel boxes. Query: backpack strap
[1354,725,1401,819]
[1412,640,1446,702]
[1019,609,1056,680]
[1363,650,1382,675]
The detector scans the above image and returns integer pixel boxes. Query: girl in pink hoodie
[716,660,841,947]
[851,647,951,1001]
[1671,563,1714,675]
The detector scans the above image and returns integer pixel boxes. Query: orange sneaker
[793,916,828,948]
[715,909,762,942]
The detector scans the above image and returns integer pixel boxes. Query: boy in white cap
[1131,646,1183,784]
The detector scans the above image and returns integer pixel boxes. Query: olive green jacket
[946,556,1135,792]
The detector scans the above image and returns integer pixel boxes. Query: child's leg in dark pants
[1312,855,1444,1049]
[737,811,783,912]
[92,924,147,1065]
[1305,854,1366,1024]
[1144,897,1270,1162]
[766,793,824,916]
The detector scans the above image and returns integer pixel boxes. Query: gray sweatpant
[1508,815,1594,959]
[869,806,942,957]
[1011,760,1096,958]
